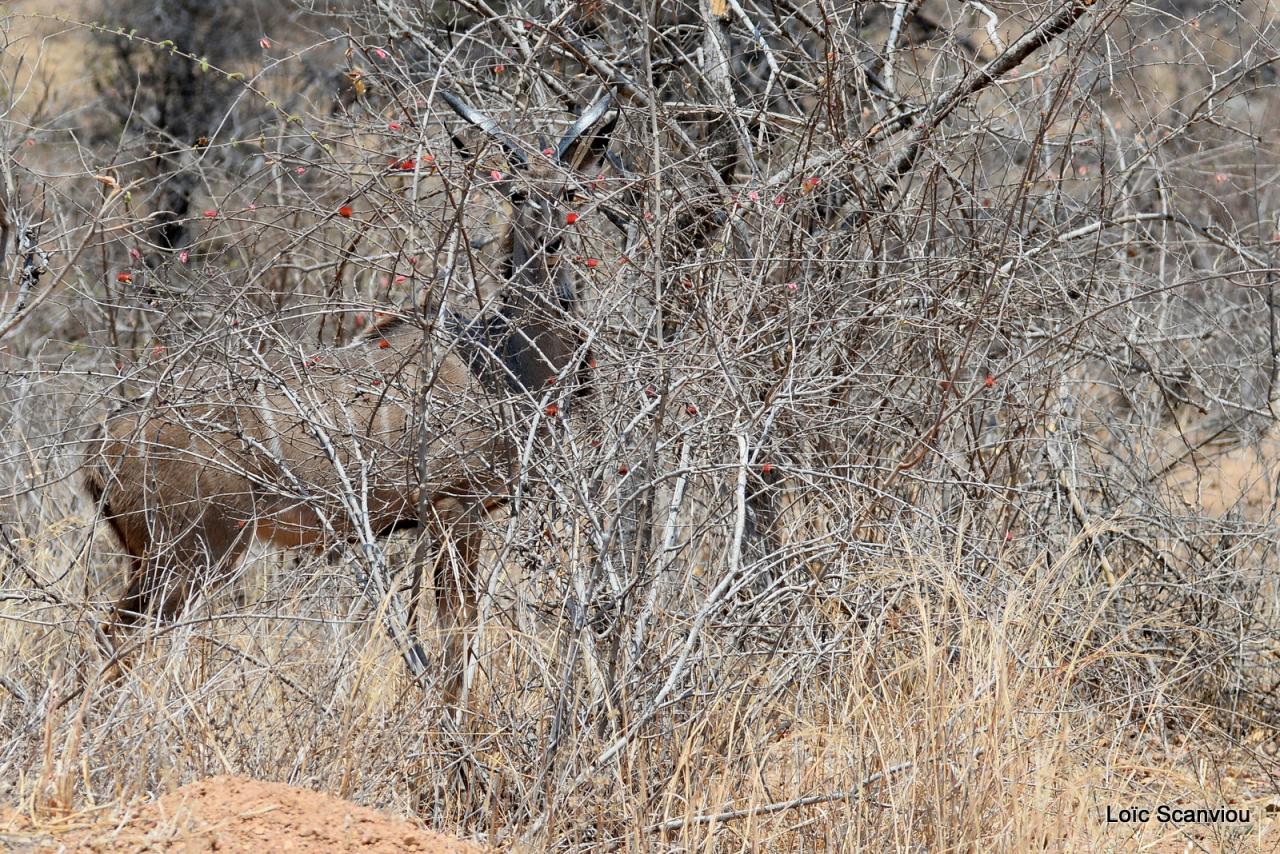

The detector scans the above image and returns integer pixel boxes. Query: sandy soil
[2,776,487,854]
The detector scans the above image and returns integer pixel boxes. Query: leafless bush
[2,0,1280,848]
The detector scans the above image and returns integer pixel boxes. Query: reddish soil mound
[14,776,487,853]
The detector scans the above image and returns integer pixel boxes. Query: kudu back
[85,90,618,701]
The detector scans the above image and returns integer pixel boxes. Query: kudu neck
[482,229,581,396]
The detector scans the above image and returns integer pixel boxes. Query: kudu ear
[555,92,618,173]
[439,90,530,172]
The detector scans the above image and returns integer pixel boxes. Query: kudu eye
[544,236,562,255]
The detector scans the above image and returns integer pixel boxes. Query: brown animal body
[84,90,619,701]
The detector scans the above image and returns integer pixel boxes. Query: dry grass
[4,0,1280,850]
[1,504,1277,851]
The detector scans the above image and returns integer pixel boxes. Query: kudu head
[439,90,619,396]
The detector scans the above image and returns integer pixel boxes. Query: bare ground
[2,776,487,854]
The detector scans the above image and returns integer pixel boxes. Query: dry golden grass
[1,506,1277,852]
[3,1,1280,851]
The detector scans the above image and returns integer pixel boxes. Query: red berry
[685,404,698,416]
[762,463,774,475]
[116,271,132,284]
[378,339,390,349]
[618,464,629,475]
[339,204,353,218]
[544,403,559,417]
[565,211,579,225]
[585,258,599,268]
[202,209,218,218]
[984,374,996,388]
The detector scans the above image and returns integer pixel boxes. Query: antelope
[84,89,619,702]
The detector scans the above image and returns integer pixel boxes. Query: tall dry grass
[2,508,1276,850]
[2,0,1280,850]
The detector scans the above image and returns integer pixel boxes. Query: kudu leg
[425,496,485,706]
[101,517,252,674]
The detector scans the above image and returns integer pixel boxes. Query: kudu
[84,90,618,702]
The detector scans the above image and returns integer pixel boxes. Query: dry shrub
[2,0,1280,850]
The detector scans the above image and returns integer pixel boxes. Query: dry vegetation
[3,0,1280,850]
